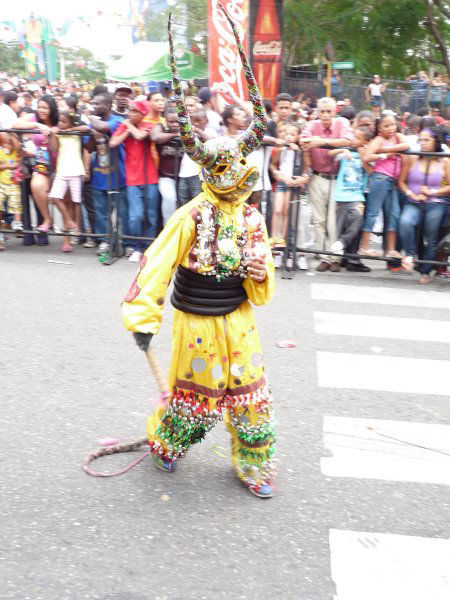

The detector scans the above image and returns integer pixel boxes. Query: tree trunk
[424,0,450,78]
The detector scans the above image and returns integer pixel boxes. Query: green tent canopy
[107,41,208,82]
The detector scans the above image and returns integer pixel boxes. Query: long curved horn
[168,13,216,169]
[218,3,268,157]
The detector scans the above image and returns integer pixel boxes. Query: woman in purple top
[398,127,450,283]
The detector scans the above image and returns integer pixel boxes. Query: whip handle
[145,348,169,395]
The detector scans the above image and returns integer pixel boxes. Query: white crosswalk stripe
[317,351,450,395]
[311,281,450,599]
[311,282,450,309]
[322,416,450,485]
[314,311,450,344]
[330,529,450,600]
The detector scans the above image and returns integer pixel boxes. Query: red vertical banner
[250,0,283,103]
[208,0,249,100]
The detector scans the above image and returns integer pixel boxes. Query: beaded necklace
[192,201,265,282]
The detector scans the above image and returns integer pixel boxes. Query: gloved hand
[133,332,153,352]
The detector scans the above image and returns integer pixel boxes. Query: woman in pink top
[358,114,409,258]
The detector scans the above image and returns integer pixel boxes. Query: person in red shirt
[110,100,159,262]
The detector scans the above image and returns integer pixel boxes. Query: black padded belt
[170,265,247,316]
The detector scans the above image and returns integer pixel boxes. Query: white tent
[107,41,168,82]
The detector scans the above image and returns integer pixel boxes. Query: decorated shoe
[244,481,274,498]
[151,453,177,473]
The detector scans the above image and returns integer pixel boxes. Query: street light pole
[326,61,331,97]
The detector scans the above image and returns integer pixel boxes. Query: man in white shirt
[197,87,222,136]
[177,108,216,206]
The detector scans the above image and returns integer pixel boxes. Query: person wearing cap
[110,99,159,263]
[336,100,346,114]
[112,84,133,119]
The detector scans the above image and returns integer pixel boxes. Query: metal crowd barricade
[1,129,448,275]
[277,146,450,278]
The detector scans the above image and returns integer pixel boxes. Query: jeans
[363,173,400,233]
[127,183,159,251]
[158,177,177,224]
[399,202,447,274]
[92,187,129,246]
[409,97,426,114]
[177,175,202,207]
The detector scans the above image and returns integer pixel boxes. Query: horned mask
[168,4,267,201]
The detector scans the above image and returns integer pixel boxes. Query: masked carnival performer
[122,6,276,498]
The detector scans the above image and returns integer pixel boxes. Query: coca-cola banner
[249,0,283,102]
[208,0,249,100]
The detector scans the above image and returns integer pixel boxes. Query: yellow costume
[122,7,276,497]
[122,186,276,489]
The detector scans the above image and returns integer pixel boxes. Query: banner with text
[208,0,249,101]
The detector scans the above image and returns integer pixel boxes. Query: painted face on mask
[200,137,259,201]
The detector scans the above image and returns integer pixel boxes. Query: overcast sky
[2,0,179,61]
[2,0,127,22]
[2,1,140,60]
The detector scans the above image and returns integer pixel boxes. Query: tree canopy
[284,0,450,78]
[142,0,208,53]
[60,46,106,83]
[0,41,26,75]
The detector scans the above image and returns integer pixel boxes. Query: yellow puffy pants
[147,301,275,486]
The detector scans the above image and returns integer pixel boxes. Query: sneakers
[401,256,414,271]
[11,220,23,232]
[83,238,97,248]
[125,246,135,258]
[128,250,142,263]
[345,262,371,273]
[330,240,344,255]
[151,454,177,473]
[70,234,81,246]
[244,481,274,498]
[297,255,308,270]
[273,253,283,269]
[96,241,109,256]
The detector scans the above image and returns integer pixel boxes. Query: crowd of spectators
[0,74,449,282]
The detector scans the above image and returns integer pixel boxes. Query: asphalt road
[2,240,449,600]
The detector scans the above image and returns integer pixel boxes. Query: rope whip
[83,348,169,477]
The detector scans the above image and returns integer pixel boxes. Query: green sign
[332,61,354,70]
